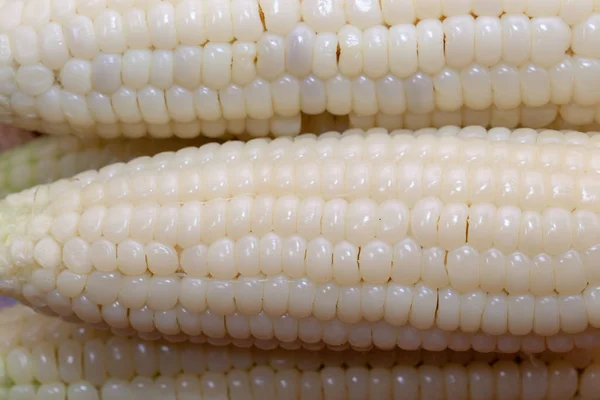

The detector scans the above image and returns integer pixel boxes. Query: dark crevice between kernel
[258,3,267,31]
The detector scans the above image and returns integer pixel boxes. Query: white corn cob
[5,127,600,352]
[11,109,571,199]
[1,304,600,400]
[1,0,600,138]
[0,134,216,198]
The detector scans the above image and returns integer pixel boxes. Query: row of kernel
[23,280,600,343]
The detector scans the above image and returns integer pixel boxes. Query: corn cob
[10,111,579,200]
[0,134,219,199]
[1,0,600,138]
[0,111,531,199]
[4,127,600,352]
[1,304,600,400]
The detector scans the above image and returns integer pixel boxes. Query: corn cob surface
[0,134,219,199]
[1,303,600,400]
[2,0,600,138]
[5,105,600,141]
[345,106,600,133]
[2,127,600,352]
[0,111,529,200]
